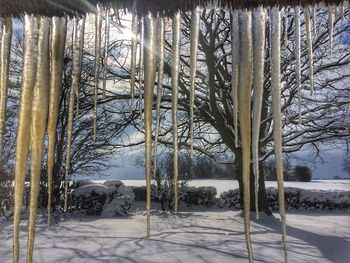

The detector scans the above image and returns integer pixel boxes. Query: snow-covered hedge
[71,181,134,216]
[182,186,217,206]
[219,187,350,211]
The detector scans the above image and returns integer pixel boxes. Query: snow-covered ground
[1,209,349,263]
[91,179,350,196]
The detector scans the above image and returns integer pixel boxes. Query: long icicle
[64,16,85,213]
[312,7,317,36]
[237,10,254,263]
[189,6,201,159]
[152,16,165,179]
[102,8,110,98]
[139,19,144,126]
[328,5,334,52]
[252,8,266,220]
[27,17,50,263]
[130,14,138,102]
[230,11,239,148]
[94,7,102,140]
[304,7,314,96]
[75,17,86,116]
[295,6,302,123]
[0,18,12,154]
[271,7,288,263]
[283,8,289,46]
[47,16,67,229]
[172,11,181,215]
[13,16,39,263]
[143,12,157,238]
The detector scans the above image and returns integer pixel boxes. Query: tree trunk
[235,148,271,215]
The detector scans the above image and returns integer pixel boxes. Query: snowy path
[1,210,349,263]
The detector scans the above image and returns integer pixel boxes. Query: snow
[0,210,349,263]
[92,179,350,196]
[71,184,109,197]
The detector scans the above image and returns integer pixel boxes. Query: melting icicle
[271,8,288,263]
[27,17,50,263]
[152,16,165,179]
[47,16,66,229]
[143,13,157,238]
[252,8,266,220]
[13,16,39,263]
[139,19,144,125]
[0,18,12,154]
[304,7,314,95]
[102,8,110,98]
[283,8,289,46]
[189,6,201,158]
[130,14,138,102]
[328,6,334,52]
[94,7,102,140]
[75,17,85,116]
[230,11,239,148]
[295,6,302,123]
[64,16,85,213]
[172,11,181,215]
[237,10,254,263]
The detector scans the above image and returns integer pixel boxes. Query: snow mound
[103,180,124,189]
[71,184,108,197]
[72,180,95,189]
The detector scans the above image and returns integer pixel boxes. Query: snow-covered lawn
[1,209,349,263]
[92,179,350,195]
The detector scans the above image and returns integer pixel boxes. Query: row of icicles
[0,3,347,263]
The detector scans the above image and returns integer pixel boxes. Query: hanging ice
[75,17,85,116]
[172,11,181,215]
[230,11,239,148]
[271,7,288,263]
[328,6,334,52]
[189,6,201,158]
[130,14,138,102]
[295,6,301,123]
[237,10,254,263]
[94,7,102,140]
[27,17,50,263]
[139,19,144,125]
[152,16,165,178]
[13,16,39,263]
[304,7,314,95]
[0,18,12,154]
[312,7,316,36]
[143,12,157,238]
[283,8,289,46]
[252,8,266,220]
[47,16,66,229]
[102,8,110,98]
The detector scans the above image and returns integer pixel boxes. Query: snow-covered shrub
[182,186,217,206]
[294,165,312,182]
[71,183,135,216]
[0,180,13,217]
[131,185,158,201]
[103,180,123,189]
[218,189,240,209]
[72,179,95,189]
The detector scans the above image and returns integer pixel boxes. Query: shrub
[218,189,240,209]
[182,186,217,206]
[294,165,312,182]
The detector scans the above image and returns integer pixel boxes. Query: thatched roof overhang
[0,0,344,17]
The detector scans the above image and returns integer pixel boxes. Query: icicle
[304,7,314,95]
[230,11,239,148]
[94,7,102,140]
[189,6,201,159]
[13,16,39,263]
[172,11,181,215]
[295,6,302,123]
[271,8,288,263]
[27,17,50,263]
[237,10,254,263]
[130,14,138,102]
[152,16,165,179]
[64,16,84,213]
[328,6,334,52]
[0,18,12,154]
[341,3,345,19]
[139,19,144,125]
[74,17,85,116]
[283,8,289,46]
[47,17,66,230]
[252,8,266,220]
[102,8,110,98]
[143,13,157,238]
[312,7,317,36]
